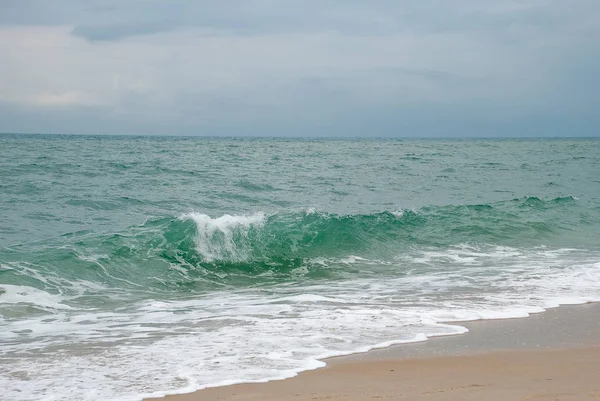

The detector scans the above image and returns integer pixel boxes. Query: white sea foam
[181,212,266,261]
[0,284,72,311]
[1,245,600,401]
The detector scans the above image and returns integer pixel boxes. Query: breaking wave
[0,196,592,294]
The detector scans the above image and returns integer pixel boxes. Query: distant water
[1,135,600,401]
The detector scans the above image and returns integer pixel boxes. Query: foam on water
[1,244,600,401]
[0,284,72,311]
[182,212,266,262]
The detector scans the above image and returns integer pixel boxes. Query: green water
[0,135,599,401]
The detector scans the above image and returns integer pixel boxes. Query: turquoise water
[1,135,599,400]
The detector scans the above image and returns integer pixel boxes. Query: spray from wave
[181,212,266,262]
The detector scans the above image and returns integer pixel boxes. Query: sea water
[1,135,599,400]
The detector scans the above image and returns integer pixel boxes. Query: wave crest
[2,196,591,292]
[181,212,266,262]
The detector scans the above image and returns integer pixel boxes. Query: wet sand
[148,303,600,401]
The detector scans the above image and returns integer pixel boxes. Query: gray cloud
[4,0,596,40]
[0,0,599,136]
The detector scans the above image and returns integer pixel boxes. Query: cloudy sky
[1,0,599,136]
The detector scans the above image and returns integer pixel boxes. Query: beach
[2,136,600,401]
[3,0,600,398]
[152,303,600,401]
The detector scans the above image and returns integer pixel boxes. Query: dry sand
[149,304,600,401]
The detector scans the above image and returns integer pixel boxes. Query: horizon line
[1,132,599,140]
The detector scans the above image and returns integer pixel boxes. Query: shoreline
[147,302,600,401]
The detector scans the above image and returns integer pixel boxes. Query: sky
[1,0,599,137]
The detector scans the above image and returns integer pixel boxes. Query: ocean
[1,135,599,401]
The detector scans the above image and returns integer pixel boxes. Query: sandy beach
[150,303,600,401]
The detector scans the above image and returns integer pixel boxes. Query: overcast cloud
[1,0,599,136]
